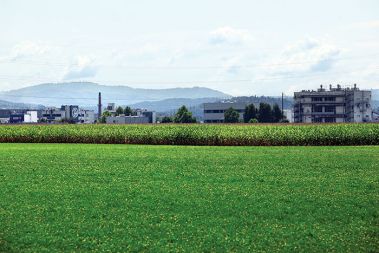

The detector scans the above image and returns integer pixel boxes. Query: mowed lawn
[0,144,378,252]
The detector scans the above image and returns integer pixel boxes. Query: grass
[0,143,378,252]
[0,123,379,146]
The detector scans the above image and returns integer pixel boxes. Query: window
[313,106,323,112]
[324,118,336,123]
[325,97,336,101]
[325,106,336,113]
[312,97,323,101]
[204,110,225,113]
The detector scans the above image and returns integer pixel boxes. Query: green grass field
[0,144,378,252]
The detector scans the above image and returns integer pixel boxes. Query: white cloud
[209,26,253,45]
[267,37,341,75]
[352,20,379,29]
[10,41,52,61]
[63,56,98,80]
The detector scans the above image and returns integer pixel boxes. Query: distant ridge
[0,82,231,106]
[0,99,45,110]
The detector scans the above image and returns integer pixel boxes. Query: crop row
[0,123,378,146]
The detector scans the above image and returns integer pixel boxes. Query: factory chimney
[98,92,102,120]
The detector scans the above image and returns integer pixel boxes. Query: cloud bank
[209,26,253,45]
[63,56,98,80]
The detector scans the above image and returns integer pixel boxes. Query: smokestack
[98,92,102,120]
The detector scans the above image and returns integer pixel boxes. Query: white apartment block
[294,84,372,123]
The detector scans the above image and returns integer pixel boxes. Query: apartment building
[294,84,372,123]
[203,102,246,123]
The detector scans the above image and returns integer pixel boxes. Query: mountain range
[0,100,45,110]
[0,82,230,106]
[0,82,378,113]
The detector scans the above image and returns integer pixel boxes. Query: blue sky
[0,0,378,95]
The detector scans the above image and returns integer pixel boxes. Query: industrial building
[9,111,38,123]
[203,102,246,123]
[78,110,96,124]
[106,110,156,124]
[106,103,116,113]
[294,84,372,123]
[0,109,39,124]
[41,105,95,123]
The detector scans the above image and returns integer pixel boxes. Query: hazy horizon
[1,0,378,96]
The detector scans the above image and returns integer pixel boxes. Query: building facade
[294,84,372,123]
[9,113,24,123]
[8,111,38,124]
[0,109,42,123]
[106,116,150,124]
[203,102,246,123]
[41,106,95,123]
[41,108,66,123]
[78,110,95,124]
[106,110,156,124]
[23,111,38,123]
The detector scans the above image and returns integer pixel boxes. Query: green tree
[174,106,196,123]
[115,106,124,116]
[272,104,282,123]
[258,103,272,123]
[243,104,257,123]
[248,118,258,123]
[100,111,112,123]
[161,116,173,123]
[224,107,240,123]
[124,106,132,116]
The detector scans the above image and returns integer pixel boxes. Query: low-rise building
[23,111,38,123]
[78,110,95,124]
[8,111,38,124]
[294,84,372,123]
[41,108,66,123]
[0,109,42,123]
[9,113,24,123]
[41,105,95,123]
[203,102,246,123]
[106,103,116,113]
[372,111,379,122]
[106,110,156,124]
[106,116,150,124]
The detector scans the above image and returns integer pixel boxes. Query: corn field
[0,123,378,146]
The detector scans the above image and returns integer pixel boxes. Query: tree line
[224,103,285,123]
[100,103,286,124]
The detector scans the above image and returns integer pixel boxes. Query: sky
[0,0,378,96]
